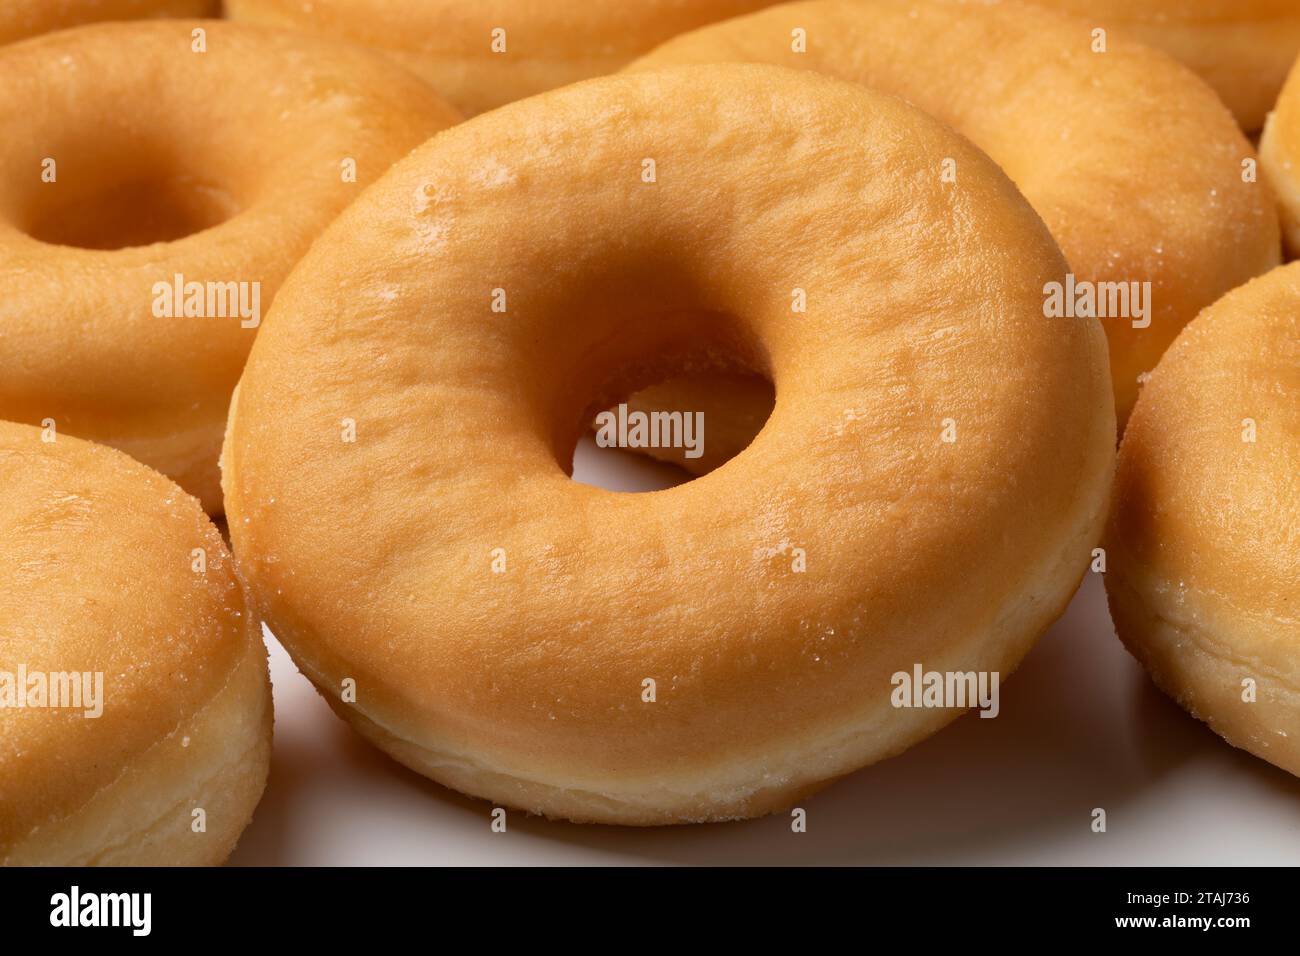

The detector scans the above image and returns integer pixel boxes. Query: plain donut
[222,65,1115,824]
[1261,55,1300,259]
[0,0,218,46]
[1029,0,1300,133]
[0,21,460,513]
[628,0,1281,429]
[1106,263,1300,776]
[0,421,271,865]
[226,0,781,116]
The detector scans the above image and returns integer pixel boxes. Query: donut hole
[20,148,240,250]
[536,258,776,491]
[571,355,776,492]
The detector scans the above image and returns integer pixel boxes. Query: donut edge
[265,459,1113,826]
[1259,107,1300,260]
[1,615,273,866]
[1105,550,1300,778]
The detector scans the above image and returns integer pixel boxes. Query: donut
[1105,263,1300,777]
[628,0,1281,428]
[1261,56,1300,259]
[222,65,1116,824]
[0,1,218,46]
[0,21,460,513]
[225,0,780,116]
[1028,0,1300,133]
[0,421,271,864]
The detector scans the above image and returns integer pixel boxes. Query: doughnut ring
[0,0,218,46]
[1261,56,1300,260]
[222,65,1116,824]
[1106,262,1300,777]
[0,21,460,512]
[1030,0,1300,133]
[0,421,271,864]
[629,0,1280,428]
[226,0,780,117]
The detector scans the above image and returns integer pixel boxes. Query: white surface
[228,437,1300,865]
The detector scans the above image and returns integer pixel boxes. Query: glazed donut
[1106,263,1300,777]
[0,21,460,513]
[628,0,1280,428]
[1261,56,1300,259]
[1028,0,1300,133]
[0,421,271,864]
[223,65,1116,824]
[0,1,218,46]
[226,0,780,116]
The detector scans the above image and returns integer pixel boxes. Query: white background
[229,436,1300,865]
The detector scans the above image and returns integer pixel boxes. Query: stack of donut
[1,0,1295,860]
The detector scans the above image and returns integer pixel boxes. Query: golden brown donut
[225,0,781,116]
[629,0,1281,429]
[1030,0,1300,133]
[1106,263,1300,777]
[0,21,459,514]
[223,65,1115,824]
[1261,55,1300,259]
[0,0,218,45]
[0,421,271,865]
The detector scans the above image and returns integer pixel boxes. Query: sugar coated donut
[0,421,271,864]
[226,0,780,116]
[223,65,1115,824]
[629,0,1280,427]
[1261,56,1300,260]
[0,21,460,513]
[0,1,218,46]
[1029,0,1300,133]
[1106,263,1300,776]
